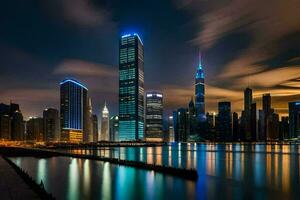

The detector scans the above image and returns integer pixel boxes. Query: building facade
[119,33,144,141]
[101,103,109,141]
[216,102,232,141]
[145,92,163,142]
[109,115,119,142]
[60,79,88,143]
[195,53,205,121]
[92,114,98,142]
[27,117,44,141]
[289,102,300,138]
[43,108,60,142]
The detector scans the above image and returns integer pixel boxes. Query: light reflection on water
[9,144,300,199]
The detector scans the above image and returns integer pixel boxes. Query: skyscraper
[232,112,239,141]
[289,102,300,138]
[85,98,93,142]
[195,53,205,121]
[0,103,24,140]
[101,103,109,141]
[92,114,98,142]
[119,33,144,141]
[145,91,163,142]
[60,79,88,143]
[250,103,257,141]
[109,115,119,141]
[216,102,232,141]
[173,108,189,142]
[43,108,60,142]
[263,93,272,140]
[244,87,252,140]
[26,117,43,141]
[168,116,175,142]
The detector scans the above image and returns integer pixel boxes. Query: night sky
[0,0,300,119]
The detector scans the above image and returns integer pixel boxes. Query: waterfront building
[109,115,119,141]
[216,102,232,141]
[244,88,252,140]
[195,53,205,121]
[258,110,266,141]
[43,108,60,142]
[92,114,98,142]
[168,116,174,142]
[289,102,300,138]
[279,116,289,140]
[0,102,24,140]
[11,110,25,141]
[101,103,109,141]
[119,33,144,141]
[262,93,271,139]
[145,91,163,142]
[232,112,239,141]
[27,117,44,141]
[173,108,189,142]
[60,79,88,143]
[250,103,257,141]
[0,115,11,140]
[268,113,279,140]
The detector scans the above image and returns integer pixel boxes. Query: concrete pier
[0,157,39,200]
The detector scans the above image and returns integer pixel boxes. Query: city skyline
[1,0,299,119]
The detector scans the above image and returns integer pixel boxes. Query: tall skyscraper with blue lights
[195,53,205,121]
[60,79,88,142]
[119,33,144,141]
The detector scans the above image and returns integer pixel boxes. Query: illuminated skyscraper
[145,91,163,142]
[195,53,205,121]
[60,79,88,142]
[119,33,144,141]
[101,102,109,141]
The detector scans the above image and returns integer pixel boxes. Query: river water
[9,143,300,199]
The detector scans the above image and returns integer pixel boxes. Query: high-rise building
[262,93,272,139]
[216,102,232,141]
[26,117,44,141]
[92,114,98,142]
[279,116,289,140]
[43,108,60,142]
[289,102,300,139]
[0,103,24,140]
[0,115,11,140]
[85,98,93,142]
[101,103,109,141]
[173,108,189,142]
[60,79,88,143]
[168,116,174,142]
[232,112,239,141]
[258,110,266,141]
[250,103,257,141]
[109,115,119,141]
[145,91,163,142]
[244,88,252,140]
[119,33,144,141]
[195,53,205,121]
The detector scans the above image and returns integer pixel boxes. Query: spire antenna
[199,51,202,66]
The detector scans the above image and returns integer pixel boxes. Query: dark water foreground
[9,144,300,200]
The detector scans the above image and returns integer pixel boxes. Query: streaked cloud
[54,59,117,77]
[43,0,115,27]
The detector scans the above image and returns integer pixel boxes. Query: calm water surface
[10,144,300,200]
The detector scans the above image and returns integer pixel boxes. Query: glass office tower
[145,91,163,142]
[60,79,88,142]
[119,33,144,141]
[195,53,205,121]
